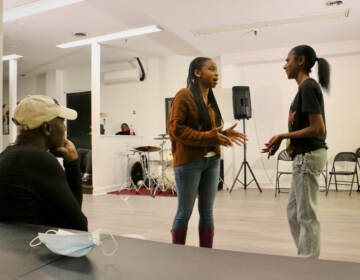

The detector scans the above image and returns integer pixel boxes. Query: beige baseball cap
[13,95,77,130]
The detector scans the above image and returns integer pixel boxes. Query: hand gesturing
[224,123,247,146]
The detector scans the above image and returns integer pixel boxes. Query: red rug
[108,188,177,197]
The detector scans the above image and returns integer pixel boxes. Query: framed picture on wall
[165,98,174,134]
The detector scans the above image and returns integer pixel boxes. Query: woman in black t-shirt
[262,45,330,259]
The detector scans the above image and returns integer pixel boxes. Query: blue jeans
[172,156,220,230]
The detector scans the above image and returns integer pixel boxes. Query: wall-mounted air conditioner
[103,57,146,84]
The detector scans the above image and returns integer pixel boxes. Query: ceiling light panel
[3,54,23,61]
[192,10,350,36]
[57,25,162,48]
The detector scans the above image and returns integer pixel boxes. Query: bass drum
[130,161,143,187]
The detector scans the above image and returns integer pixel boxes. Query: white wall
[63,68,91,94]
[101,58,162,139]
[46,70,65,105]
[18,75,38,99]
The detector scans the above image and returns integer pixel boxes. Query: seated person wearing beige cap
[0,95,88,231]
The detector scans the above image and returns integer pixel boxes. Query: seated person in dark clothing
[0,95,88,231]
[115,123,135,135]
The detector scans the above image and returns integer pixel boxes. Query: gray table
[1,223,360,280]
[0,223,63,279]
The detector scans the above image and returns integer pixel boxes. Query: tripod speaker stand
[229,86,262,193]
[229,119,262,192]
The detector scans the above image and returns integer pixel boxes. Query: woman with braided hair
[168,57,246,248]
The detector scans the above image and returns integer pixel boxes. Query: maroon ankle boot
[171,228,187,245]
[199,227,214,248]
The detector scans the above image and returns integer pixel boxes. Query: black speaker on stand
[229,86,262,193]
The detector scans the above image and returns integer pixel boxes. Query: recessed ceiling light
[73,32,88,38]
[326,1,343,6]
[57,25,162,49]
[4,0,85,22]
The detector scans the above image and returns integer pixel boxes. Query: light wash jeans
[287,148,327,259]
[172,156,220,230]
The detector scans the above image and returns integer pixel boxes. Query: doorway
[66,91,91,149]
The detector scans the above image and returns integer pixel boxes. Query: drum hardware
[119,139,176,197]
[134,149,157,194]
[119,150,141,193]
[153,136,170,140]
[219,177,228,190]
[151,136,176,197]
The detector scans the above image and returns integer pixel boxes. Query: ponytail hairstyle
[291,45,330,92]
[186,57,223,131]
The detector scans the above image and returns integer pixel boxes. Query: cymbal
[158,133,168,137]
[154,136,169,140]
[135,146,161,152]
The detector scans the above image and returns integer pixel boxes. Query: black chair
[356,148,360,192]
[327,152,360,196]
[275,150,292,197]
[356,148,360,170]
[319,161,328,192]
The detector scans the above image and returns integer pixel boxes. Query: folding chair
[356,147,360,192]
[275,150,292,197]
[320,161,328,192]
[356,148,360,170]
[327,152,360,196]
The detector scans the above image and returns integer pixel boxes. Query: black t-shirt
[115,130,130,135]
[115,130,135,135]
[287,78,327,156]
[0,144,88,231]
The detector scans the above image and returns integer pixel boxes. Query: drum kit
[120,134,176,197]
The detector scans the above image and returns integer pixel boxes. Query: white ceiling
[3,0,360,77]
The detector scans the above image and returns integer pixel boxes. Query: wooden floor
[82,188,360,263]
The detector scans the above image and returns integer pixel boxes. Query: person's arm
[168,92,231,147]
[278,113,325,139]
[262,113,325,155]
[50,139,83,206]
[64,159,83,206]
[27,148,88,231]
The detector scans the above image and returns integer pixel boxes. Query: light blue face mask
[30,229,117,258]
